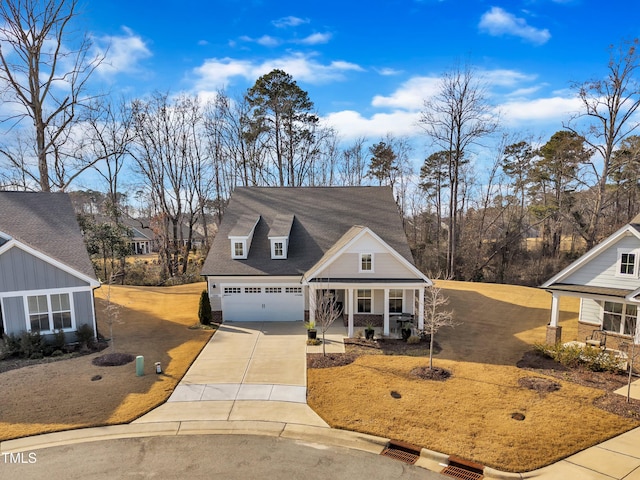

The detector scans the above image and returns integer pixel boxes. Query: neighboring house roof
[0,191,98,281]
[201,186,417,277]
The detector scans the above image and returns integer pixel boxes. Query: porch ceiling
[308,278,428,283]
[545,283,632,298]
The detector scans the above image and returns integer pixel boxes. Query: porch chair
[585,330,607,349]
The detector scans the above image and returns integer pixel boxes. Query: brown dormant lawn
[0,282,213,442]
[307,281,639,472]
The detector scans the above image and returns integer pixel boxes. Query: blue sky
[33,1,640,158]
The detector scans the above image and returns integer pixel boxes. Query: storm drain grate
[441,465,484,480]
[380,440,420,465]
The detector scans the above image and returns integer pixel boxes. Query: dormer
[228,215,260,260]
[268,214,294,260]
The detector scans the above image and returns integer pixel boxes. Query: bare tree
[419,64,499,278]
[418,286,457,370]
[314,290,342,356]
[0,0,103,191]
[565,38,640,248]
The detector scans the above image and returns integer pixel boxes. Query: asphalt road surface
[1,434,449,480]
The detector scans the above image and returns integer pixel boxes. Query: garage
[221,286,304,321]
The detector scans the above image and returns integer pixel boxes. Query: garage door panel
[222,287,303,321]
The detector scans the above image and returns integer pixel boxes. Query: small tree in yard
[103,282,123,352]
[198,290,213,326]
[419,286,457,370]
[315,291,342,356]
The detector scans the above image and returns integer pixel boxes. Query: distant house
[542,214,640,349]
[0,192,100,340]
[201,186,431,337]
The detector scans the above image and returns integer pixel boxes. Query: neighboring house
[201,186,431,337]
[0,192,100,341]
[541,214,640,350]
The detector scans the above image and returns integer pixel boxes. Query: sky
[9,0,640,180]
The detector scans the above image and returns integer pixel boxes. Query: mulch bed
[410,366,451,381]
[518,349,640,420]
[307,352,360,369]
[92,352,136,367]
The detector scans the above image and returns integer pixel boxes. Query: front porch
[306,281,426,338]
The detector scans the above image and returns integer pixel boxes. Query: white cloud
[478,7,551,45]
[480,69,537,87]
[296,32,332,45]
[192,53,364,90]
[322,110,421,140]
[375,67,403,76]
[272,16,310,28]
[256,35,281,47]
[372,76,441,110]
[500,96,582,123]
[94,27,152,76]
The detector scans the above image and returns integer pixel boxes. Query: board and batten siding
[0,246,89,292]
[579,298,602,325]
[563,235,640,289]
[73,290,95,329]
[1,296,25,334]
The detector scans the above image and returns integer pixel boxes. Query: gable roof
[201,186,417,277]
[302,225,430,284]
[0,191,97,281]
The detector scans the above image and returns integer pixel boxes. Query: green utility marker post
[136,355,144,376]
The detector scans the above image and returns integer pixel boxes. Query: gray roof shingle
[201,186,415,277]
[0,191,97,281]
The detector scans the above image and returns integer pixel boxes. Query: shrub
[76,324,95,350]
[407,335,421,345]
[198,290,213,325]
[19,331,45,359]
[535,342,624,373]
[52,329,66,350]
[0,335,19,360]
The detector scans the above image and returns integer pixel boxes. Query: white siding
[563,235,640,289]
[579,298,602,325]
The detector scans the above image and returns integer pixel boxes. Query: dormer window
[228,215,260,260]
[360,253,373,272]
[268,214,294,260]
[0,231,10,247]
[617,249,638,277]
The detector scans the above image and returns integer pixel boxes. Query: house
[0,192,100,341]
[201,186,431,337]
[541,214,640,350]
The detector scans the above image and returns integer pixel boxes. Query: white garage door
[222,286,304,321]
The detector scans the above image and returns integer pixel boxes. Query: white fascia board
[541,225,640,288]
[303,227,431,285]
[0,239,100,288]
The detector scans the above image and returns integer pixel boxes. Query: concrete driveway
[135,321,340,427]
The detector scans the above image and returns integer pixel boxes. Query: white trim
[356,288,372,313]
[23,291,77,334]
[601,300,638,337]
[542,225,640,287]
[270,237,288,259]
[230,239,247,259]
[615,248,639,278]
[359,252,374,273]
[0,239,100,288]
[0,285,94,300]
[302,227,431,285]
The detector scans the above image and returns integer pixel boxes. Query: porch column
[418,287,424,330]
[383,288,390,336]
[347,288,354,338]
[309,284,316,325]
[546,292,562,345]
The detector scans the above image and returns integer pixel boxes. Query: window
[28,295,50,332]
[224,287,241,294]
[265,287,282,293]
[244,287,261,293]
[603,301,637,336]
[27,293,73,332]
[357,289,372,313]
[389,289,403,313]
[50,293,72,330]
[360,253,373,272]
[234,242,244,257]
[620,253,636,275]
[285,287,302,294]
[274,242,283,256]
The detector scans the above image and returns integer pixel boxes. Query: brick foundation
[342,314,384,328]
[545,325,562,345]
[212,311,223,323]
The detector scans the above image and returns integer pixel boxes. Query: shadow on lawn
[433,287,577,366]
